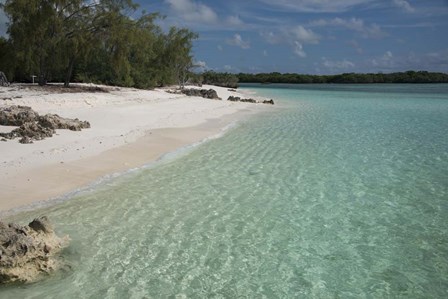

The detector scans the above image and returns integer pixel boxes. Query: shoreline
[0,84,270,215]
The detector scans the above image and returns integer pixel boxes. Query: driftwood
[0,71,10,87]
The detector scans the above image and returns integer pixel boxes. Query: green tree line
[0,0,197,88]
[237,71,448,84]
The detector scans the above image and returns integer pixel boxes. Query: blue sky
[1,0,448,74]
[141,0,448,74]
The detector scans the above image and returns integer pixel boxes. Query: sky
[1,0,448,74]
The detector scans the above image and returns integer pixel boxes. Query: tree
[1,0,198,88]
[163,27,197,89]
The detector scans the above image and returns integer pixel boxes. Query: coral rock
[0,216,69,284]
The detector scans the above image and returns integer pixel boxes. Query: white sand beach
[0,84,269,213]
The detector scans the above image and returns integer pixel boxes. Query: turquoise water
[2,84,448,298]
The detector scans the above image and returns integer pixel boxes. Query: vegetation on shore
[0,0,196,88]
[193,71,448,88]
[237,71,448,84]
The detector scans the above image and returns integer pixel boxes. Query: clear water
[2,84,448,298]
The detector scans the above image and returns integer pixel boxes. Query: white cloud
[258,0,374,13]
[322,58,355,69]
[165,0,218,24]
[393,0,415,13]
[195,60,207,70]
[290,25,320,44]
[310,17,386,39]
[370,51,394,69]
[260,31,282,44]
[366,49,448,72]
[384,51,393,59]
[261,26,319,45]
[261,26,319,59]
[294,42,306,58]
[263,50,268,57]
[226,15,244,26]
[347,40,363,54]
[217,45,223,51]
[226,34,250,49]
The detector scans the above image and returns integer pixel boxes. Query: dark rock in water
[262,99,275,105]
[227,96,257,103]
[29,217,54,234]
[0,105,39,126]
[240,98,257,103]
[0,216,69,284]
[0,106,90,143]
[181,88,221,100]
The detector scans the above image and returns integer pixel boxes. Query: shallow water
[2,84,448,298]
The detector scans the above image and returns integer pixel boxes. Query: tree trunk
[64,57,76,88]
[38,55,47,86]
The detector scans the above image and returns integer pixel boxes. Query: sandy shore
[0,84,269,214]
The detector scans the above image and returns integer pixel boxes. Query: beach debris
[0,105,90,143]
[181,88,221,100]
[0,216,70,284]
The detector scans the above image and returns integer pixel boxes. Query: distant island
[200,71,448,88]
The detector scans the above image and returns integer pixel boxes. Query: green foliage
[1,0,197,88]
[202,71,239,88]
[237,71,448,84]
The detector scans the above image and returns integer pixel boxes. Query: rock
[262,99,275,105]
[227,96,241,102]
[29,216,53,234]
[1,121,55,142]
[0,105,39,126]
[38,114,90,131]
[227,96,257,103]
[0,216,69,284]
[0,106,90,143]
[181,88,221,100]
[203,89,220,99]
[240,98,257,103]
[19,136,33,144]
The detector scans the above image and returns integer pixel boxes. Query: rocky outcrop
[38,114,90,131]
[4,122,54,144]
[181,88,221,100]
[0,105,90,143]
[0,216,69,284]
[227,96,275,105]
[0,105,39,126]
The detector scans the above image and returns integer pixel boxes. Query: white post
[31,75,37,84]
